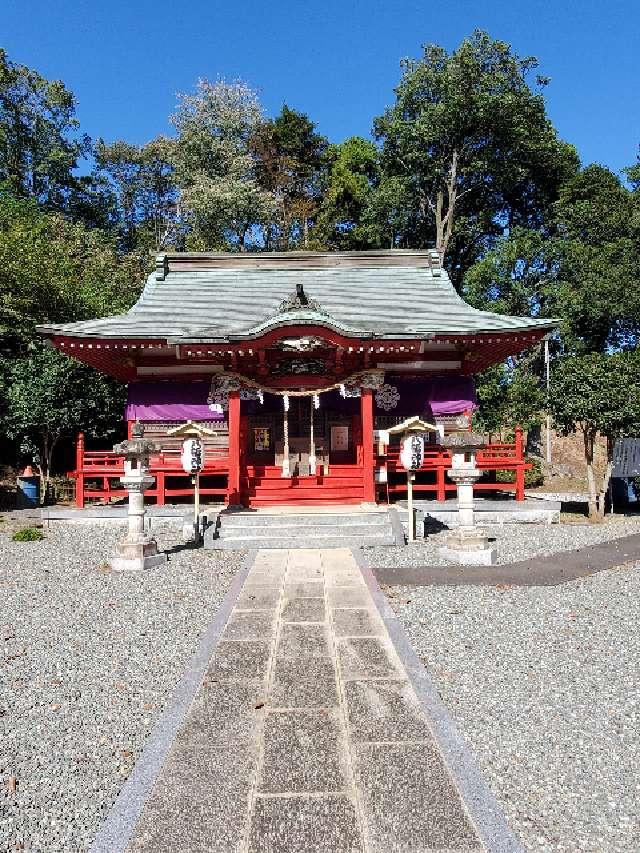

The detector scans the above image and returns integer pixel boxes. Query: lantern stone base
[439,545,498,566]
[439,528,497,566]
[182,518,203,545]
[111,538,167,572]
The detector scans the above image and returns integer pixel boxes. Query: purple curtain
[125,376,476,421]
[425,377,476,415]
[125,381,224,421]
[372,376,475,416]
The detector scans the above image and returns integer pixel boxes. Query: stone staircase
[204,508,401,550]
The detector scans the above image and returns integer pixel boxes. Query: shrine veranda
[38,250,554,508]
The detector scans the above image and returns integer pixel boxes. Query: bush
[12,527,44,541]
[495,457,544,488]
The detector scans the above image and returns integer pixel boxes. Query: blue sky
[4,0,639,175]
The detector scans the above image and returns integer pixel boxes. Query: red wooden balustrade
[70,425,528,508]
[72,432,229,508]
[378,425,529,502]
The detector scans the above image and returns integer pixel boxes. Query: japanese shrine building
[38,250,554,507]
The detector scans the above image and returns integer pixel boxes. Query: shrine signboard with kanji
[254,427,271,452]
[331,425,349,452]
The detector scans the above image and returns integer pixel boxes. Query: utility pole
[545,338,552,465]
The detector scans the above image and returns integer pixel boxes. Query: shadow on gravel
[371,532,640,587]
[164,542,203,556]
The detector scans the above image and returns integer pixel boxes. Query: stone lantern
[439,431,497,566]
[110,421,167,572]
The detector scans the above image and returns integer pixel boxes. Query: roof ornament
[279,335,326,352]
[276,282,328,316]
[155,254,169,280]
[428,249,442,276]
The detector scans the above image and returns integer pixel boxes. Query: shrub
[495,457,544,488]
[12,527,44,541]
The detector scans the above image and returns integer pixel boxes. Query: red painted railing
[70,426,529,508]
[378,426,529,502]
[71,432,229,508]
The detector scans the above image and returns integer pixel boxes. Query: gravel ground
[366,515,640,566]
[0,521,245,852]
[385,562,640,852]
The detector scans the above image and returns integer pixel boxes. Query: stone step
[206,533,397,550]
[218,523,393,540]
[205,507,400,549]
[219,512,391,528]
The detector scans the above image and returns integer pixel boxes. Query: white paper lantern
[181,438,203,474]
[400,435,424,471]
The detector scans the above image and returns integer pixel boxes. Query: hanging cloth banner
[207,369,384,406]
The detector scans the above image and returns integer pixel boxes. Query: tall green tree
[6,342,125,494]
[251,105,327,249]
[93,136,178,252]
[315,136,380,249]
[374,30,578,286]
[169,78,274,249]
[465,163,640,443]
[550,352,640,518]
[548,164,640,353]
[0,186,139,354]
[0,48,89,209]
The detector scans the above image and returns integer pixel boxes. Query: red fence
[70,426,529,508]
[378,426,529,502]
[71,433,229,508]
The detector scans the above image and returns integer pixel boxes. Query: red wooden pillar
[360,388,376,504]
[352,415,362,465]
[227,391,241,506]
[156,471,166,506]
[515,424,525,501]
[75,432,85,508]
[436,453,446,502]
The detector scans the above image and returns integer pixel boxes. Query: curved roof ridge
[37,257,557,341]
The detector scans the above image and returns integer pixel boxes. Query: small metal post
[193,472,200,530]
[545,338,552,465]
[282,395,290,477]
[309,396,316,476]
[407,471,415,542]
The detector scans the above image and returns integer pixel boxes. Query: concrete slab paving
[337,636,406,680]
[248,796,363,853]
[283,580,324,598]
[128,742,256,853]
[236,587,281,610]
[333,607,386,637]
[354,742,482,852]
[259,709,349,794]
[281,597,326,622]
[344,679,434,742]
[110,548,522,853]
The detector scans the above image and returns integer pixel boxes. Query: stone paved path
[126,549,489,852]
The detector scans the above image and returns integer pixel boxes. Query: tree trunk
[239,222,250,251]
[583,429,598,519]
[434,149,458,257]
[39,433,59,505]
[597,436,615,518]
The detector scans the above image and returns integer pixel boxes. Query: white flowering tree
[170,78,274,249]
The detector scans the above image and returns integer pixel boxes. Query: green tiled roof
[38,251,556,342]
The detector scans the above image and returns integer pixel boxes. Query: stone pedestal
[439,449,497,566]
[110,441,167,571]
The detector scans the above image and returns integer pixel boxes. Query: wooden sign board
[331,425,349,452]
[254,427,271,452]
